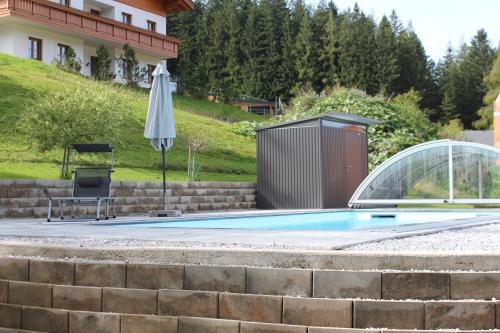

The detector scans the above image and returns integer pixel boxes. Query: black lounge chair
[47,167,116,222]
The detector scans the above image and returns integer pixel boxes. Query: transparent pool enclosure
[349,140,500,207]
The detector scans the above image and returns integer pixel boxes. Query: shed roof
[256,112,382,131]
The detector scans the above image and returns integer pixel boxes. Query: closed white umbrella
[144,62,176,203]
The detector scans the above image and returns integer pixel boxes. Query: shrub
[19,83,137,152]
[438,119,466,140]
[117,44,145,87]
[55,46,82,74]
[275,88,437,169]
[232,121,258,137]
[94,45,114,81]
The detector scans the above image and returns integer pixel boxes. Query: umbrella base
[149,210,182,218]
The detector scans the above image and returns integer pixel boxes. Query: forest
[167,0,499,129]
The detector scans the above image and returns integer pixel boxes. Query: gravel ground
[347,223,500,252]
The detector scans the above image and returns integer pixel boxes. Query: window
[122,12,132,25]
[147,20,156,32]
[59,0,70,6]
[56,43,69,64]
[90,9,101,15]
[147,64,156,84]
[27,37,42,61]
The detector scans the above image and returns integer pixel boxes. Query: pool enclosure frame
[349,140,500,207]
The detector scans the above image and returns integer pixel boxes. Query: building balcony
[0,0,180,58]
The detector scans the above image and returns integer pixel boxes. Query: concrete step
[0,187,257,199]
[1,278,499,330]
[2,257,500,300]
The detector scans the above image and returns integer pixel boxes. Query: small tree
[116,44,145,87]
[19,83,137,178]
[56,46,82,74]
[186,133,212,181]
[94,45,114,81]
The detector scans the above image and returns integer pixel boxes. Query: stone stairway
[2,257,500,332]
[0,180,256,218]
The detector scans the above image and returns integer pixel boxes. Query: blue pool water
[111,210,500,231]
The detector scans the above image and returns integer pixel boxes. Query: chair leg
[71,202,75,219]
[105,200,109,220]
[47,199,52,222]
[112,199,116,218]
[60,200,64,220]
[96,199,101,221]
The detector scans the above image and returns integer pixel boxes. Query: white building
[0,0,192,86]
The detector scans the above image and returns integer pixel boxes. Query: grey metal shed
[256,112,381,209]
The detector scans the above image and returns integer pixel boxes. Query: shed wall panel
[257,126,322,209]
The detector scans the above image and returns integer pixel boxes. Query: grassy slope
[0,54,261,182]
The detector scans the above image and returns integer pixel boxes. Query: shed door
[344,130,366,199]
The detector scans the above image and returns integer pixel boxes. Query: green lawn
[0,54,261,182]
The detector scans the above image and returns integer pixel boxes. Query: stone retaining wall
[2,257,500,330]
[0,180,257,218]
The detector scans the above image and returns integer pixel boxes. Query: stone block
[102,287,157,315]
[283,297,352,327]
[185,265,246,293]
[69,311,120,333]
[450,273,500,299]
[313,270,381,299]
[29,260,75,285]
[240,322,306,333]
[0,304,22,329]
[219,293,282,323]
[354,300,424,329]
[0,280,7,303]
[0,258,29,281]
[8,281,52,307]
[247,268,312,297]
[178,317,239,333]
[53,285,102,312]
[308,329,380,333]
[158,289,218,318]
[75,263,126,287]
[425,301,495,330]
[120,314,178,333]
[127,264,184,290]
[22,307,68,333]
[382,272,449,300]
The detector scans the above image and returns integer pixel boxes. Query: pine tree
[458,29,495,128]
[319,9,340,88]
[375,15,399,95]
[294,9,315,91]
[94,45,114,81]
[117,44,144,87]
[241,0,262,96]
[474,50,500,129]
[221,0,242,99]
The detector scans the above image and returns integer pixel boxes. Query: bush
[117,44,145,87]
[275,88,437,169]
[19,83,137,152]
[55,46,82,74]
[94,45,114,81]
[232,121,259,137]
[438,119,466,140]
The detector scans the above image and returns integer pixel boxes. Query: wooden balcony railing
[0,0,179,58]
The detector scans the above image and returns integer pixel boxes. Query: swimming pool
[111,210,500,231]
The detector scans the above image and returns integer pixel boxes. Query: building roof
[256,112,382,131]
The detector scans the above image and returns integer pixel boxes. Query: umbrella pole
[162,143,167,206]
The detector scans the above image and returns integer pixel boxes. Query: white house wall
[0,23,85,65]
[46,0,166,35]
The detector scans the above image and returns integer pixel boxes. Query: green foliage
[19,83,136,152]
[117,44,145,87]
[232,121,259,137]
[474,50,500,129]
[94,45,114,81]
[55,46,81,74]
[437,119,465,140]
[0,53,256,181]
[276,88,437,169]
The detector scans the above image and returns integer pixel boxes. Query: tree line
[167,0,498,129]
